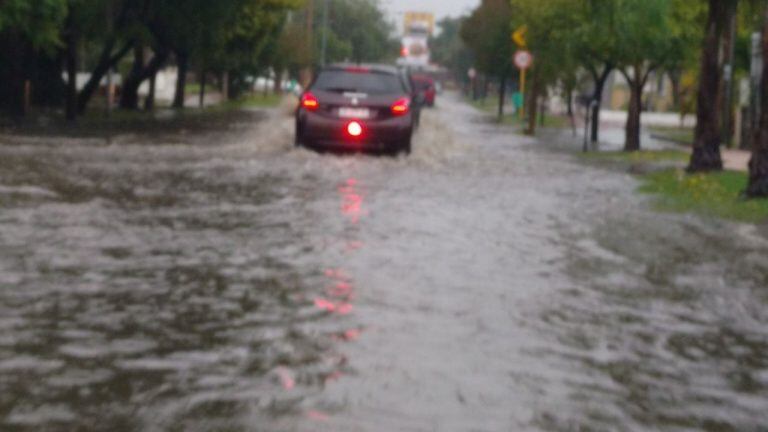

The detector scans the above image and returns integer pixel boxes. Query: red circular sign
[514,50,533,69]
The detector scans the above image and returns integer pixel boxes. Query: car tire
[294,124,304,148]
[400,135,412,155]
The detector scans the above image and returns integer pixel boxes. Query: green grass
[580,149,690,163]
[649,125,694,145]
[469,97,497,113]
[185,83,202,94]
[579,150,768,223]
[203,93,283,112]
[638,169,768,223]
[469,96,571,128]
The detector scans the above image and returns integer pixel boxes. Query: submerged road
[1,95,768,431]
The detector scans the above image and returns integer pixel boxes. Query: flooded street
[1,95,768,431]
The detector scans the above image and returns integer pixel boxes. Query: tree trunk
[1,31,27,117]
[199,69,206,108]
[120,45,146,110]
[624,79,643,152]
[669,69,682,111]
[746,5,768,197]
[64,14,79,122]
[121,46,169,110]
[274,69,283,94]
[525,72,539,135]
[688,0,727,172]
[564,85,577,135]
[222,72,229,102]
[77,39,133,113]
[590,64,613,143]
[172,51,188,109]
[144,71,156,111]
[497,74,507,122]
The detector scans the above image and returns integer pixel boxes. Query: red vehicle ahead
[411,74,436,107]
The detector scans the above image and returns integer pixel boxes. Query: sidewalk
[721,149,750,172]
[184,91,224,107]
[594,124,750,172]
[600,110,695,128]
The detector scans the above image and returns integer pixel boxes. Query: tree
[613,0,679,151]
[512,0,583,134]
[1,0,304,118]
[665,0,706,118]
[314,0,396,65]
[746,2,768,197]
[574,0,623,144]
[431,16,473,84]
[0,0,67,116]
[687,0,733,172]
[461,0,514,121]
[76,0,142,114]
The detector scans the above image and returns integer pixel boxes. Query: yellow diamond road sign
[512,26,528,48]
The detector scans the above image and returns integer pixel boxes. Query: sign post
[514,50,533,119]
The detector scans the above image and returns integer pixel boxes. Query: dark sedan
[295,64,416,154]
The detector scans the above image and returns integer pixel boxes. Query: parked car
[296,64,417,154]
[411,74,436,107]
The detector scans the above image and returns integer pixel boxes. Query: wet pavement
[1,94,768,431]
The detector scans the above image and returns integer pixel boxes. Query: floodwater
[1,95,767,431]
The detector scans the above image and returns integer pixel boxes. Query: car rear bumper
[298,111,413,150]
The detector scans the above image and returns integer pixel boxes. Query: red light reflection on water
[307,410,330,421]
[339,178,364,224]
[275,367,295,390]
[315,266,357,315]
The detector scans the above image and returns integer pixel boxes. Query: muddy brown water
[1,95,767,431]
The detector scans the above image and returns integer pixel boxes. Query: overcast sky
[380,0,480,23]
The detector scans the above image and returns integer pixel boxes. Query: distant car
[295,64,416,154]
[412,74,436,107]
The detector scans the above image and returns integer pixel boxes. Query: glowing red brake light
[347,121,363,137]
[301,92,319,111]
[391,97,410,116]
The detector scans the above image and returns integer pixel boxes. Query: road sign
[512,26,528,48]
[514,50,533,120]
[468,67,477,79]
[514,50,533,70]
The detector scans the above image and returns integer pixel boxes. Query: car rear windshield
[313,70,404,95]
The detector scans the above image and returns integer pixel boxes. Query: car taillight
[347,121,363,137]
[391,97,410,116]
[301,92,319,111]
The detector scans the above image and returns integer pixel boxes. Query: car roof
[324,63,400,75]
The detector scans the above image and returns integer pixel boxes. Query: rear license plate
[338,107,371,119]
